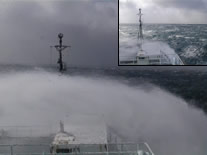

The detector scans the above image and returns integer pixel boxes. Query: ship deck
[0,142,154,155]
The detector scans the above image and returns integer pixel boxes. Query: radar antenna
[51,33,71,72]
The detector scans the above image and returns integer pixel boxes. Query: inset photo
[119,0,207,65]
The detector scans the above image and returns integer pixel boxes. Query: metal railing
[0,143,154,155]
[119,52,184,65]
[0,126,57,138]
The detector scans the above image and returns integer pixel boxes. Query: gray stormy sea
[119,24,207,65]
[0,65,207,155]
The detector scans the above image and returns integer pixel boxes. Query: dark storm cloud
[119,1,135,8]
[120,0,207,24]
[0,0,118,67]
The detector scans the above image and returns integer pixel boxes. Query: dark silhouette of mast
[136,8,146,61]
[51,33,71,71]
[137,8,143,40]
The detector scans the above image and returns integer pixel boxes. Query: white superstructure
[50,114,155,155]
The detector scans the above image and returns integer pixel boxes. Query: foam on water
[182,45,199,58]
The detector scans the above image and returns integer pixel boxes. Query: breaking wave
[0,69,207,154]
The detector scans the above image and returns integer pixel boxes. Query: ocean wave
[119,24,207,65]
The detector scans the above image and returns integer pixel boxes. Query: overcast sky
[0,0,118,67]
[120,0,207,24]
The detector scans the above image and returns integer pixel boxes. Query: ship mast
[136,8,146,62]
[137,8,143,40]
[51,33,71,72]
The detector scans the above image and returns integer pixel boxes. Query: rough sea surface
[119,24,207,65]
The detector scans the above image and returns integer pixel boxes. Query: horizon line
[119,23,207,25]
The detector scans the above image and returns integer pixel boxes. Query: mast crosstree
[51,33,71,71]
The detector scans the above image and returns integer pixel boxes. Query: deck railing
[0,126,57,138]
[119,52,184,65]
[0,143,154,155]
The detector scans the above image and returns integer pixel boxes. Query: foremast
[136,8,147,64]
[51,33,71,72]
[137,8,143,41]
